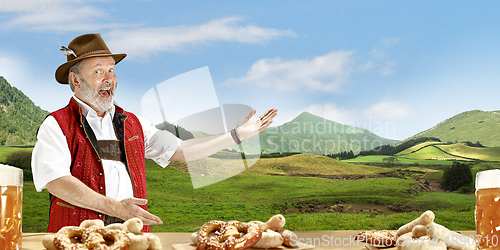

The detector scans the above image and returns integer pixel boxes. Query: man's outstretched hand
[115,197,163,225]
[236,108,278,141]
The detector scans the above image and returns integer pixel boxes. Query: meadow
[20,154,477,233]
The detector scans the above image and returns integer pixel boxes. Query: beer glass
[0,164,23,250]
[476,170,500,250]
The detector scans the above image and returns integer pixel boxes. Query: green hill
[0,76,49,145]
[243,153,389,176]
[400,145,467,161]
[408,110,500,147]
[396,141,443,156]
[258,112,399,155]
[397,142,500,162]
[435,144,500,162]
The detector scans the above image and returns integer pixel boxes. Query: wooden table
[21,231,477,250]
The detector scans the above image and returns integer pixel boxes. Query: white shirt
[31,96,182,201]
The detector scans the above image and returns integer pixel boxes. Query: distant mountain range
[1,76,499,152]
[257,112,400,154]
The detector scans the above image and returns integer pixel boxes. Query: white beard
[80,79,116,113]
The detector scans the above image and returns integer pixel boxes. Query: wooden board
[172,243,314,250]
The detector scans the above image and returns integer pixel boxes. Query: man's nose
[103,71,115,83]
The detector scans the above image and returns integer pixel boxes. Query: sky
[1,0,500,141]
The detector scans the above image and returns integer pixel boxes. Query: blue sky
[1,0,499,140]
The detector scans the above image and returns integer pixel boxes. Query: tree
[382,156,399,166]
[441,162,473,191]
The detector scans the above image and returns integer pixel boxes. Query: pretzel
[196,220,262,250]
[196,220,229,250]
[44,218,158,250]
[357,230,398,247]
[83,226,130,250]
[226,221,262,250]
[53,226,87,250]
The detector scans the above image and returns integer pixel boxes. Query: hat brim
[55,53,127,84]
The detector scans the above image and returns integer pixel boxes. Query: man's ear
[69,72,81,88]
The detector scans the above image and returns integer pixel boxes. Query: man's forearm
[45,175,163,225]
[45,175,119,216]
[171,130,236,162]
[169,109,277,163]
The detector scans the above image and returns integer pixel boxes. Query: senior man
[31,33,277,232]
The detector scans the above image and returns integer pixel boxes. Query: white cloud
[0,56,25,88]
[371,37,399,60]
[105,17,296,59]
[279,99,410,125]
[365,99,411,120]
[2,2,131,32]
[224,50,355,93]
[370,37,400,76]
[305,103,357,125]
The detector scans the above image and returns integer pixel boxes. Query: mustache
[98,83,113,91]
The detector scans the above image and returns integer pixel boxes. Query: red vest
[47,98,150,232]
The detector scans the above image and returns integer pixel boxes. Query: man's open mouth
[98,87,111,98]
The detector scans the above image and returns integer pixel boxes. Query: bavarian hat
[55,33,127,84]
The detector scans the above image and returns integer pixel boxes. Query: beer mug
[0,164,23,250]
[476,170,500,250]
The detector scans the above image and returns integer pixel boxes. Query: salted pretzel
[53,226,87,250]
[356,229,398,247]
[84,226,130,250]
[196,220,263,250]
[43,218,160,250]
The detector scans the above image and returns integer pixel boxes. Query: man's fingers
[260,109,277,124]
[119,198,163,225]
[136,209,163,225]
[140,213,163,225]
[259,109,275,120]
[124,197,148,206]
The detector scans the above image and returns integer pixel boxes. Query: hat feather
[60,46,77,58]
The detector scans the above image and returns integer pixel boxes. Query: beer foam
[0,164,23,186]
[476,169,500,190]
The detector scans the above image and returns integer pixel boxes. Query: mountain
[0,76,49,145]
[408,110,500,147]
[257,112,400,155]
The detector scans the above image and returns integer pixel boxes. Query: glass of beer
[476,170,500,250]
[0,164,23,250]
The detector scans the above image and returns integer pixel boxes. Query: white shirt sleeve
[31,115,72,192]
[138,116,183,168]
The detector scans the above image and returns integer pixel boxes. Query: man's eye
[109,69,114,73]
[94,70,102,74]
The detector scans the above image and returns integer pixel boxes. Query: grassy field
[20,157,477,233]
[0,146,32,162]
[344,155,455,166]
[436,144,500,162]
[3,146,477,233]
[396,141,443,155]
[401,146,468,161]
[245,154,388,176]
